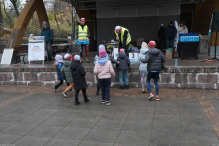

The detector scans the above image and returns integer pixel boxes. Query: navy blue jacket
[165,25,177,38]
[117,53,130,71]
[57,62,65,80]
[41,27,54,43]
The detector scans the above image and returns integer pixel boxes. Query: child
[94,49,115,106]
[138,42,149,93]
[141,41,166,101]
[61,54,74,98]
[117,49,130,89]
[70,55,90,105]
[53,55,69,92]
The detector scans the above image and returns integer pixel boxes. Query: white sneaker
[148,94,154,100]
[102,100,106,104]
[62,92,68,98]
[52,86,56,92]
[106,102,111,106]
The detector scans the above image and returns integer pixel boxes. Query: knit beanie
[99,49,107,58]
[64,54,72,60]
[119,49,125,53]
[141,42,148,48]
[43,21,48,25]
[74,55,80,61]
[99,45,105,51]
[148,41,156,48]
[170,21,174,24]
[55,55,63,62]
[81,18,85,22]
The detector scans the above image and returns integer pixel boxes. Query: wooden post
[210,0,219,46]
[192,3,202,33]
[6,0,49,49]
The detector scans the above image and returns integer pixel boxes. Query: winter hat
[43,21,48,25]
[99,49,107,58]
[115,26,121,33]
[141,42,148,48]
[74,55,80,61]
[81,18,85,22]
[99,45,105,51]
[169,21,174,24]
[55,55,63,62]
[148,41,156,48]
[64,54,72,60]
[161,24,164,26]
[119,49,125,53]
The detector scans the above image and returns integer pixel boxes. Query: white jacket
[177,26,188,43]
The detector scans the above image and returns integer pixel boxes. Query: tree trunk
[10,0,20,17]
[54,14,60,38]
[0,2,3,24]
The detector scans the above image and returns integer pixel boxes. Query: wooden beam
[210,0,219,46]
[192,3,202,32]
[6,0,49,49]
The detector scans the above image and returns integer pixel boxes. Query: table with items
[178,33,200,60]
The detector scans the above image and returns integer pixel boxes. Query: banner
[28,36,45,61]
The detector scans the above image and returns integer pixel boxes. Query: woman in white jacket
[138,42,149,93]
[177,21,188,44]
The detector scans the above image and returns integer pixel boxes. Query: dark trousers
[166,37,174,48]
[97,79,100,92]
[75,89,87,101]
[99,78,111,102]
[54,80,70,90]
[119,42,130,57]
[46,42,53,61]
[159,39,166,51]
[146,72,159,95]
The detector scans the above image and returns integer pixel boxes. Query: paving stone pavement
[0,85,219,146]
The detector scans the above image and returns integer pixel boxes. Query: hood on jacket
[148,48,162,55]
[118,53,126,59]
[64,61,71,67]
[71,60,81,70]
[97,57,108,65]
[140,47,149,55]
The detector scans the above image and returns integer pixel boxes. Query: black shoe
[119,86,123,90]
[74,100,81,105]
[142,91,146,93]
[86,61,90,63]
[96,91,99,96]
[125,85,129,89]
[84,97,90,103]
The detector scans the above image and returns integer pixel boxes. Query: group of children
[53,41,165,105]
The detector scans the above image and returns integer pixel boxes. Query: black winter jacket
[157,26,166,40]
[70,60,87,90]
[117,53,130,71]
[141,48,165,71]
[165,25,177,38]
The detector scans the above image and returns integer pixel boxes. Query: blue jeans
[119,70,129,86]
[147,72,159,95]
[166,37,174,48]
[99,78,111,102]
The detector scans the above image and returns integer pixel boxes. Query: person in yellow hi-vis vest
[76,18,90,63]
[114,26,131,56]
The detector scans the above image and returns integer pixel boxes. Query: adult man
[41,21,54,61]
[157,24,166,51]
[114,26,131,56]
[165,21,177,49]
[76,18,90,63]
[141,41,165,101]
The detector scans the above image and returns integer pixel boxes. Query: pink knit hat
[99,49,107,58]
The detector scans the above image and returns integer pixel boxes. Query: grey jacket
[75,24,90,40]
[61,61,73,83]
[141,48,165,71]
[138,47,149,72]
[117,53,130,71]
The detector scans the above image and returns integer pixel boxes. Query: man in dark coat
[41,21,54,61]
[141,41,165,101]
[157,24,166,51]
[165,21,177,49]
[70,55,90,105]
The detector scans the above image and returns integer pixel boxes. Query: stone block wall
[0,66,219,89]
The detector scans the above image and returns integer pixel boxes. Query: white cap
[115,26,121,30]
[161,24,164,26]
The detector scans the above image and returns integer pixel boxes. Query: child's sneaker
[102,100,106,104]
[156,96,160,101]
[52,86,56,92]
[70,89,74,92]
[106,102,111,106]
[148,93,154,100]
[62,92,68,98]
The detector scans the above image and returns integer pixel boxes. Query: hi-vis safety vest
[115,27,131,45]
[78,25,88,39]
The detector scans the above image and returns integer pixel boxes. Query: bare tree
[3,0,12,28]
[0,1,3,24]
[9,0,19,17]
[53,0,61,37]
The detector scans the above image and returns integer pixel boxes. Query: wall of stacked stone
[0,66,219,89]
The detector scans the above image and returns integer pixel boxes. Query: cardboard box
[166,50,173,59]
[137,38,144,47]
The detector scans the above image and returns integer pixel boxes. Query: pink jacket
[94,61,115,79]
